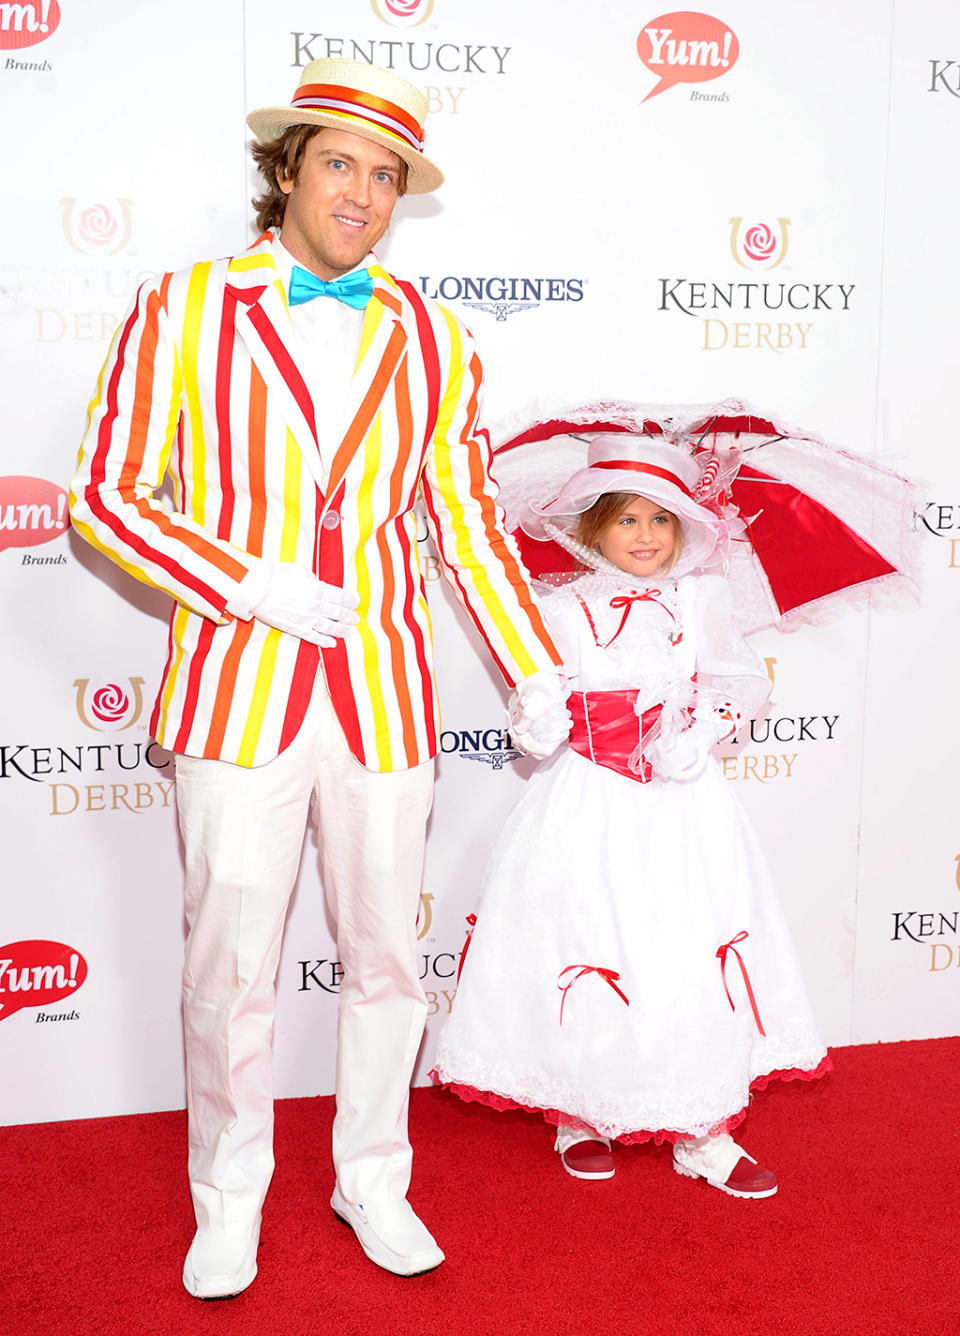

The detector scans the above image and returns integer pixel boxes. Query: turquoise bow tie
[288,266,374,310]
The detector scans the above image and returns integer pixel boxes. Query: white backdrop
[1,0,958,1126]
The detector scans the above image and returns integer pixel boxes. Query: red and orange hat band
[590,459,695,499]
[291,81,424,151]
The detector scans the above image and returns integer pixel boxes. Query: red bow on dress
[557,964,630,1025]
[716,931,766,1036]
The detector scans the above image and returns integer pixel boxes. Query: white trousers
[175,681,435,1239]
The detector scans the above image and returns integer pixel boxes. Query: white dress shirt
[273,235,371,476]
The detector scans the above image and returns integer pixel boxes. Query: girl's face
[596,494,678,577]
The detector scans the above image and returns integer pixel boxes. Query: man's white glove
[506,669,572,761]
[646,720,717,783]
[227,560,360,648]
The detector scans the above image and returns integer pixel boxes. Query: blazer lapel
[227,241,328,496]
[324,266,410,502]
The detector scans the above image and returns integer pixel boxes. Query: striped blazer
[70,233,560,770]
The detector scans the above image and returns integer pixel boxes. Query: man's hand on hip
[229,560,360,647]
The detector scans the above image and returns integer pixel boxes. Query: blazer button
[321,511,341,530]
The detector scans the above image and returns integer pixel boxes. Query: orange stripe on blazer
[70,234,560,771]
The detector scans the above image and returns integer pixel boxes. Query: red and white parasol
[492,399,919,634]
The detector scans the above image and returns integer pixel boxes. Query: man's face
[278,127,402,279]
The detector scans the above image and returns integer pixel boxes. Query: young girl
[432,431,831,1195]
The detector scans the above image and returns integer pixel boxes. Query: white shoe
[182,1227,259,1299]
[554,1125,615,1180]
[331,1185,445,1276]
[673,1134,778,1199]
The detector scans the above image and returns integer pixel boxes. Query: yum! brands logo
[0,940,87,1022]
[0,0,60,49]
[370,0,434,27]
[637,11,739,102]
[729,218,791,270]
[61,197,134,257]
[0,476,68,558]
[73,678,147,732]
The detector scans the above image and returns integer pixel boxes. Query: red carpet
[3,1038,958,1336]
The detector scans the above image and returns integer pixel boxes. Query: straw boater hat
[247,58,443,194]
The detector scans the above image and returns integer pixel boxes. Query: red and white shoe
[672,1134,777,1198]
[555,1125,615,1180]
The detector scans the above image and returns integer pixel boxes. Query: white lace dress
[432,570,829,1143]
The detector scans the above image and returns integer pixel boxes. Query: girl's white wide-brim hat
[524,433,729,576]
[247,58,443,195]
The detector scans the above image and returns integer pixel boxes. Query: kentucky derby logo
[729,218,791,270]
[637,12,739,102]
[417,892,435,940]
[61,198,134,256]
[73,678,146,732]
[370,0,434,27]
[763,655,777,697]
[0,0,60,49]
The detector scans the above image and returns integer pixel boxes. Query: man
[70,59,568,1299]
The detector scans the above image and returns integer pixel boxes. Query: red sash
[567,689,664,783]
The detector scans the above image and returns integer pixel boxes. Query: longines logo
[73,678,147,732]
[370,0,435,27]
[637,11,738,103]
[929,61,960,97]
[914,502,960,569]
[0,475,68,559]
[729,218,790,271]
[0,0,60,52]
[439,728,521,769]
[418,275,584,322]
[61,198,134,257]
[0,940,86,1023]
[658,219,856,353]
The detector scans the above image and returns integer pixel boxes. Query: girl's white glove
[507,670,572,760]
[647,698,743,782]
[646,720,717,782]
[227,560,360,647]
